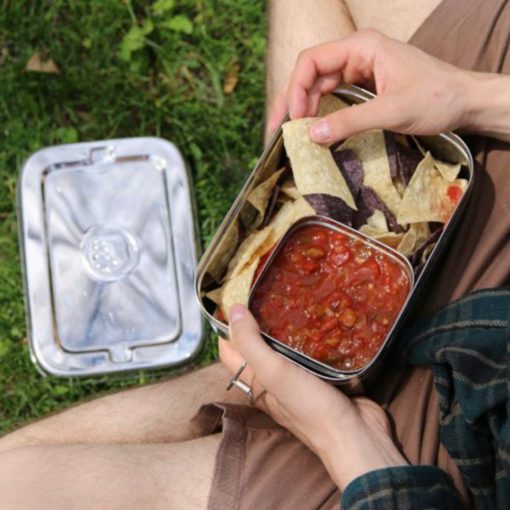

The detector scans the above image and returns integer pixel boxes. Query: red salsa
[250,224,411,371]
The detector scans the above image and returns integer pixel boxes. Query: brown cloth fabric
[202,1,510,508]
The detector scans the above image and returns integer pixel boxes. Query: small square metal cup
[247,215,415,381]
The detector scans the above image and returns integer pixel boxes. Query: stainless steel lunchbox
[194,85,474,390]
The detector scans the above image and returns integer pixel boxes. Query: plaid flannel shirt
[340,288,510,510]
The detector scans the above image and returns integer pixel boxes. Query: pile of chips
[205,95,467,318]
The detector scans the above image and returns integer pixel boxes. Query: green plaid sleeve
[340,465,466,509]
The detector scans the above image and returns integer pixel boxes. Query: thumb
[309,94,400,143]
[228,304,288,389]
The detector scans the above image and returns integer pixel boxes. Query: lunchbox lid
[18,137,203,377]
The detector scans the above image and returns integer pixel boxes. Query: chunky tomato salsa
[250,224,411,371]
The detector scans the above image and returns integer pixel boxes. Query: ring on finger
[226,361,258,405]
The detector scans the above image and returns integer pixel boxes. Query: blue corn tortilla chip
[353,186,405,233]
[304,193,353,226]
[385,131,422,188]
[409,226,443,268]
[384,131,399,180]
[396,142,422,186]
[331,149,364,199]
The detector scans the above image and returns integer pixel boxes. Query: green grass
[0,0,266,433]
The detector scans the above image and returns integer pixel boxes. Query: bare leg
[0,363,244,454]
[345,0,442,43]
[266,0,355,120]
[0,434,220,510]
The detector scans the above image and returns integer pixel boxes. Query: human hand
[267,29,477,144]
[220,304,408,491]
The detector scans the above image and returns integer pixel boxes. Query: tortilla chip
[374,232,405,250]
[384,132,399,180]
[397,223,430,257]
[205,286,224,305]
[280,178,302,200]
[396,142,422,187]
[366,210,388,233]
[226,227,273,280]
[221,259,259,314]
[270,196,316,239]
[282,118,357,210]
[433,158,462,182]
[226,197,315,280]
[261,185,281,228]
[359,224,382,237]
[397,153,466,224]
[318,94,349,117]
[339,130,402,216]
[359,221,403,249]
[353,186,404,233]
[241,168,285,230]
[409,227,443,268]
[305,194,353,225]
[332,149,364,199]
[206,221,240,282]
[421,243,436,264]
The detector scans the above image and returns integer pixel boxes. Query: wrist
[315,422,408,491]
[461,71,510,142]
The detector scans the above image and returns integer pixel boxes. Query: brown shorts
[201,1,510,508]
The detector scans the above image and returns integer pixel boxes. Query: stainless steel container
[195,85,474,390]
[248,215,414,379]
[18,137,204,377]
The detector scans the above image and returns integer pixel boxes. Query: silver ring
[226,361,256,405]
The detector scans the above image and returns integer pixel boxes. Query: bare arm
[463,72,510,142]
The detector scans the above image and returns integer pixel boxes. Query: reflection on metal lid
[18,137,203,376]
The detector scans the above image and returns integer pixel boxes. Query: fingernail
[310,120,331,142]
[229,304,247,324]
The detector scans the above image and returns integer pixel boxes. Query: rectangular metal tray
[195,85,474,389]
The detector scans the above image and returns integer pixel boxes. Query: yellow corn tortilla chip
[225,197,315,280]
[358,224,403,249]
[241,168,285,229]
[225,227,273,280]
[280,178,302,200]
[397,223,430,256]
[221,259,259,315]
[374,232,405,250]
[204,286,224,306]
[206,220,240,282]
[339,130,402,216]
[270,196,316,239]
[282,118,357,210]
[397,153,466,224]
[432,158,462,182]
[366,210,388,233]
[421,243,436,264]
[359,224,381,237]
[318,94,349,117]
[212,197,316,314]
